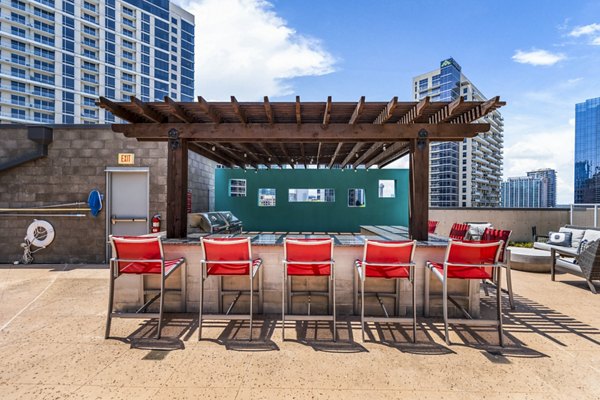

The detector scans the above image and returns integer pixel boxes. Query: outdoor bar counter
[112,226,481,318]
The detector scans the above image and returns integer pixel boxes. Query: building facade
[0,0,194,124]
[527,168,557,207]
[501,176,542,208]
[575,97,600,203]
[412,58,504,207]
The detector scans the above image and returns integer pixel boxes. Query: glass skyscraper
[575,97,600,203]
[0,0,195,124]
[413,58,504,208]
[501,176,542,208]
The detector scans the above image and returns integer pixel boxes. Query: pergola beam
[230,96,247,124]
[348,96,365,125]
[264,96,274,124]
[295,96,302,126]
[164,96,194,123]
[97,97,144,122]
[328,142,344,169]
[188,142,235,168]
[322,96,332,128]
[114,123,491,142]
[373,96,398,124]
[399,96,430,124]
[197,96,222,124]
[365,141,410,169]
[258,143,283,168]
[340,142,364,169]
[429,96,464,124]
[129,96,166,123]
[352,142,384,168]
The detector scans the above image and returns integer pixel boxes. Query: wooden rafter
[322,96,332,128]
[378,146,411,168]
[263,96,274,124]
[348,96,365,125]
[300,143,308,168]
[373,96,398,124]
[340,142,364,168]
[212,143,255,169]
[352,142,384,168]
[328,142,344,169]
[279,143,294,169]
[188,142,234,168]
[316,142,322,168]
[429,96,464,124]
[197,96,222,124]
[398,96,430,124]
[97,97,143,122]
[365,142,410,169]
[164,96,194,123]
[230,96,247,124]
[258,143,283,168]
[129,96,166,123]
[295,96,301,125]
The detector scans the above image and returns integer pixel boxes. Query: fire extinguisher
[151,214,161,233]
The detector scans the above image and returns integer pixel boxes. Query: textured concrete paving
[0,264,599,399]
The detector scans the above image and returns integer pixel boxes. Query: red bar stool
[106,235,186,339]
[425,240,504,346]
[354,240,417,342]
[481,228,514,309]
[282,238,336,341]
[448,223,470,240]
[428,220,439,234]
[199,237,263,341]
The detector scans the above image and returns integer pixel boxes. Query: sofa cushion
[560,227,586,249]
[466,223,492,240]
[582,229,600,243]
[533,242,552,251]
[548,231,572,247]
[555,259,584,277]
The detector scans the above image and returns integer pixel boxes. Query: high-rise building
[412,58,504,207]
[526,168,557,207]
[0,0,194,124]
[574,97,600,203]
[501,176,542,208]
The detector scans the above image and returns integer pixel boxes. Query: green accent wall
[215,169,409,232]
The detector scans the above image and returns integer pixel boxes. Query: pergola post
[166,129,188,238]
[409,130,430,241]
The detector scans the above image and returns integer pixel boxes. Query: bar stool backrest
[449,223,470,240]
[428,220,439,234]
[201,237,252,269]
[110,236,164,273]
[363,240,416,266]
[284,238,334,275]
[481,228,512,263]
[446,240,503,269]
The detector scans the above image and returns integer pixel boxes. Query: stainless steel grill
[189,211,243,234]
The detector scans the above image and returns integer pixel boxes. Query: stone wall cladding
[0,126,216,264]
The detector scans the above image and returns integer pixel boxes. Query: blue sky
[179,0,600,203]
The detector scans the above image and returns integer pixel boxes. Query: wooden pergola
[98,95,505,240]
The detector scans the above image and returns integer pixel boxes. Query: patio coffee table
[507,247,552,273]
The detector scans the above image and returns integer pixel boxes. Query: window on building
[258,189,276,207]
[229,179,246,197]
[378,180,395,198]
[288,189,335,202]
[348,189,366,207]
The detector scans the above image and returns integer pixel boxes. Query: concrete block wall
[0,125,216,264]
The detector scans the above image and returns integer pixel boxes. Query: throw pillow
[548,231,572,247]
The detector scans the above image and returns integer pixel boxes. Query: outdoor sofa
[533,225,600,294]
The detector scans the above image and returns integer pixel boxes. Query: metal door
[105,167,149,259]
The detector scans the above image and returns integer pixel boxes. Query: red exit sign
[118,153,135,165]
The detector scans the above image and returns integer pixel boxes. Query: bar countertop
[160,225,449,247]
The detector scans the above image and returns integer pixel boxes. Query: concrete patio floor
[0,264,599,399]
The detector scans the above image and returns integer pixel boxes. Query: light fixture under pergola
[98,95,505,240]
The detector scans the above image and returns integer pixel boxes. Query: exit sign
[118,153,135,165]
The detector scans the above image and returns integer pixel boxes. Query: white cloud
[592,36,600,45]
[569,23,600,37]
[512,49,566,66]
[173,0,336,100]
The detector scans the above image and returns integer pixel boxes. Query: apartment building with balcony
[0,0,194,124]
[412,58,504,207]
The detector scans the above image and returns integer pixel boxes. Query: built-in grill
[189,211,243,234]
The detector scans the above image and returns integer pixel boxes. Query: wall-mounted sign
[118,153,135,165]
